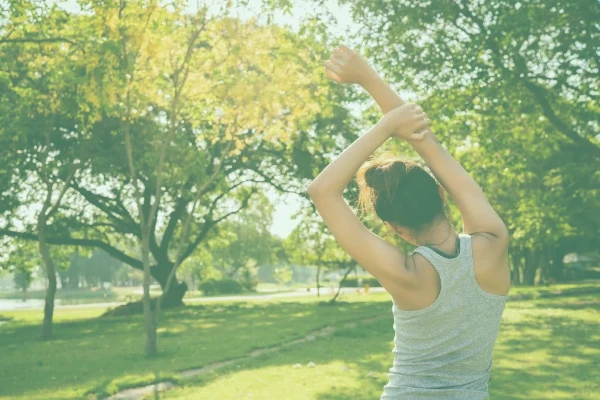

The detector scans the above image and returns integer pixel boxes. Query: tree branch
[247,166,309,199]
[160,197,189,252]
[177,185,258,263]
[452,0,600,159]
[46,168,78,218]
[72,184,139,234]
[0,229,143,269]
[521,79,600,158]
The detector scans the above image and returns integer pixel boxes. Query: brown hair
[356,153,447,237]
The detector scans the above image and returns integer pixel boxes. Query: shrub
[198,278,244,295]
[198,279,217,295]
[340,275,382,288]
[238,264,259,292]
[216,278,244,294]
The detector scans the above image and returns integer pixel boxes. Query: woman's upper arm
[308,193,418,293]
[458,191,509,240]
[409,133,509,239]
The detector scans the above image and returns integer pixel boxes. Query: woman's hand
[381,103,431,141]
[324,44,379,86]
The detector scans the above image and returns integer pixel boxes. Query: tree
[284,210,354,298]
[0,0,357,312]
[273,265,293,285]
[2,241,39,293]
[338,0,600,284]
[207,192,274,278]
[0,0,94,338]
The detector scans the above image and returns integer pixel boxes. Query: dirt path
[105,315,388,400]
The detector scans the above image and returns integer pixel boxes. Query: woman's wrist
[359,70,384,91]
[377,112,395,137]
[405,130,438,149]
[361,74,407,113]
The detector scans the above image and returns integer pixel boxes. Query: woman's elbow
[306,181,324,197]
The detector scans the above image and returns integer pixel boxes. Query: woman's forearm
[307,119,392,196]
[408,131,508,236]
[362,75,406,114]
[407,132,484,201]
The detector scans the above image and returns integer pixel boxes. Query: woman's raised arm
[326,45,508,242]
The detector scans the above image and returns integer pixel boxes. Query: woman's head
[356,153,447,243]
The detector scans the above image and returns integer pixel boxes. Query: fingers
[325,68,342,82]
[330,52,345,65]
[324,60,343,75]
[411,130,428,141]
[332,48,346,60]
[404,103,424,113]
[415,116,431,130]
[338,44,358,57]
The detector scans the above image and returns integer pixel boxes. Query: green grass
[157,286,600,400]
[0,293,389,400]
[504,280,600,296]
[0,283,599,400]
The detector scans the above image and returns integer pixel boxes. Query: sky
[52,0,361,239]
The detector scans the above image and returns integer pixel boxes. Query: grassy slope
[0,295,389,399]
[157,291,600,400]
[0,282,598,400]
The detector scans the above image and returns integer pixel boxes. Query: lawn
[0,282,599,400]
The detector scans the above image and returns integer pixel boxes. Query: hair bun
[356,155,446,230]
[364,160,408,194]
[364,167,388,193]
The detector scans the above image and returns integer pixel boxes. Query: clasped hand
[324,45,431,141]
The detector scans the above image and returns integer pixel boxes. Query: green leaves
[331,0,600,281]
[0,0,356,268]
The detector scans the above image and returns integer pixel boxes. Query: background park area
[1,0,599,399]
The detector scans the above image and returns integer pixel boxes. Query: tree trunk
[551,241,568,282]
[330,264,354,303]
[316,264,321,297]
[523,247,539,286]
[38,218,56,340]
[58,271,68,291]
[141,235,157,357]
[69,254,80,289]
[539,244,552,284]
[509,246,524,285]
[151,262,188,308]
[509,247,518,285]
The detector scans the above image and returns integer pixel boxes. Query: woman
[307,45,510,399]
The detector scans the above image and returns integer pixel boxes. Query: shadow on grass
[3,290,598,400]
[157,298,599,400]
[166,317,395,400]
[0,299,390,398]
[489,302,599,400]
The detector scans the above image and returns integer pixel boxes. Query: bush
[216,278,244,294]
[238,263,259,292]
[198,278,244,295]
[340,275,382,288]
[198,279,217,295]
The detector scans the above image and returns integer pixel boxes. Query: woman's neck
[417,219,458,254]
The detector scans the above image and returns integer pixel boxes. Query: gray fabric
[381,233,508,400]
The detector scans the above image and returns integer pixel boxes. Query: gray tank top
[381,233,508,400]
